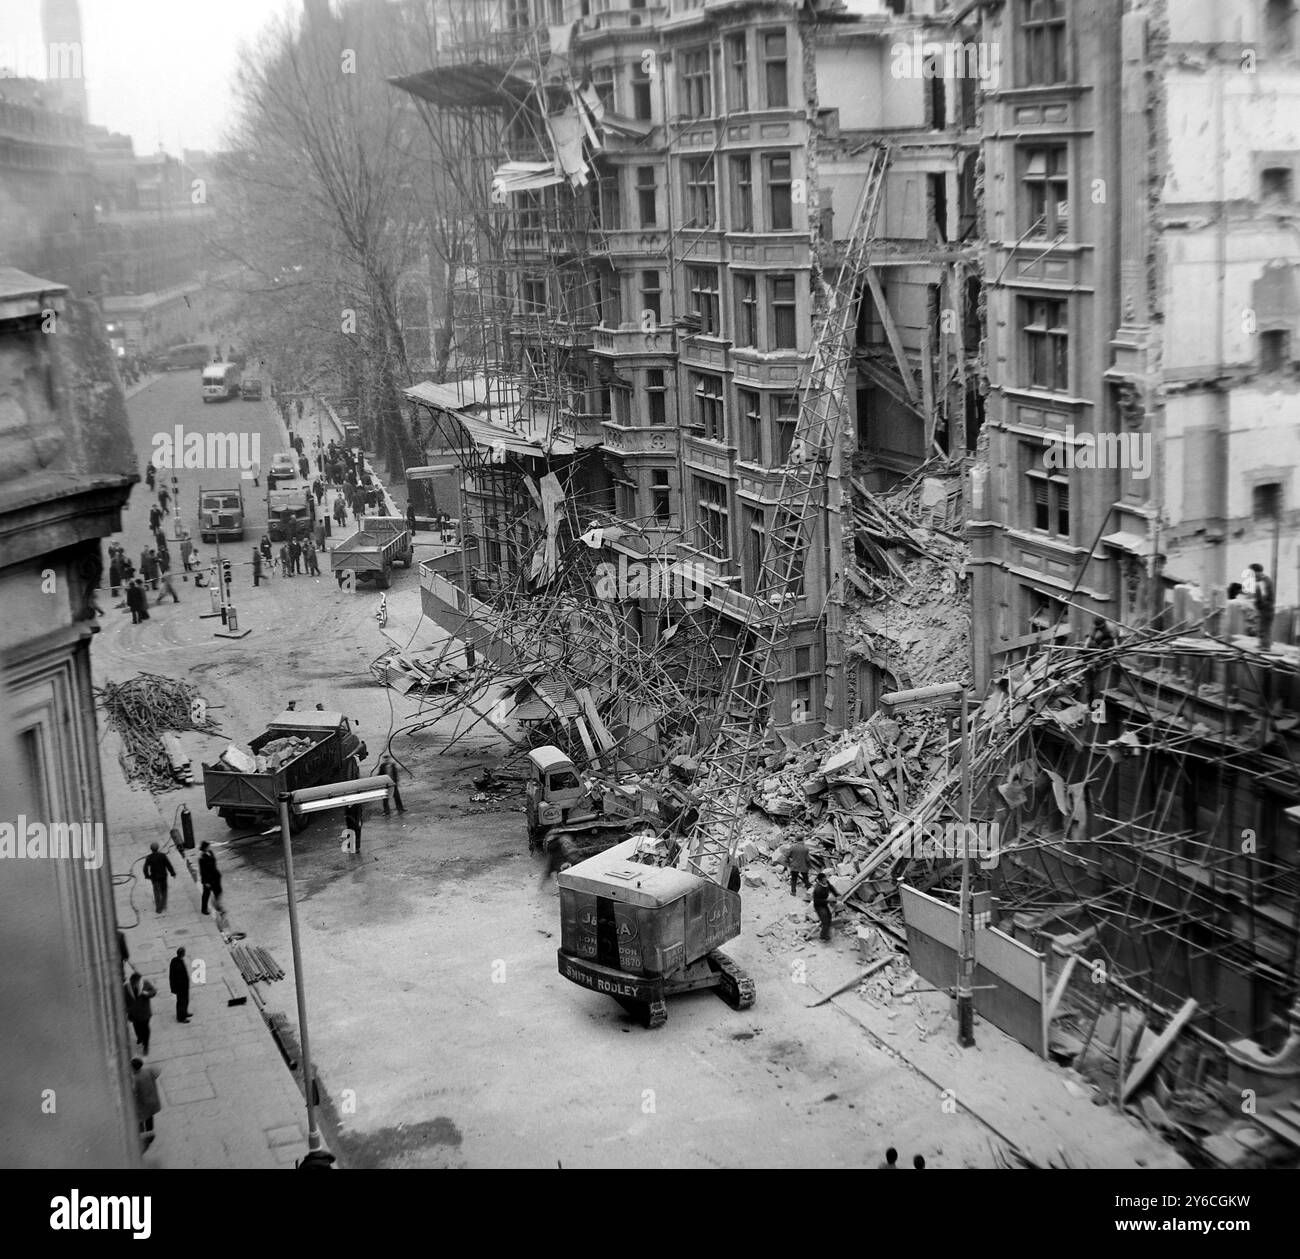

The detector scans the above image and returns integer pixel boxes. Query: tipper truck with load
[202,710,365,830]
[329,516,413,589]
[267,481,316,541]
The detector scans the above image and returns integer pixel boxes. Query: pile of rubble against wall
[844,469,971,691]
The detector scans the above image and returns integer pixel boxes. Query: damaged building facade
[395,0,984,754]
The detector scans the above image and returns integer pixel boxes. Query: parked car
[241,377,263,401]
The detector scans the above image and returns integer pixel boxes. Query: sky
[2,0,297,153]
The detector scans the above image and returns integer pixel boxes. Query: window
[726,33,749,111]
[616,479,638,519]
[770,274,798,349]
[1023,297,1069,392]
[517,191,543,249]
[680,47,713,118]
[738,388,763,461]
[506,0,530,30]
[1253,482,1282,520]
[742,504,766,593]
[772,508,805,595]
[598,170,621,230]
[1026,588,1067,637]
[774,393,798,462]
[523,278,547,315]
[637,165,658,226]
[730,154,754,230]
[735,274,758,347]
[1023,146,1069,238]
[1022,0,1067,85]
[1024,443,1070,539]
[1262,166,1294,201]
[1260,329,1292,373]
[762,31,789,107]
[652,469,671,523]
[646,368,667,425]
[687,265,721,335]
[682,156,717,228]
[691,371,726,442]
[640,269,662,325]
[695,476,730,558]
[598,271,621,327]
[632,65,653,120]
[591,66,616,113]
[791,645,814,722]
[766,153,793,230]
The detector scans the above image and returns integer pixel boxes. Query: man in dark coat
[252,548,263,586]
[288,536,302,574]
[812,870,837,941]
[124,972,157,1053]
[406,503,417,535]
[142,840,175,912]
[169,947,191,1022]
[1250,563,1276,650]
[132,1057,162,1147]
[787,836,811,895]
[126,578,150,624]
[199,841,224,915]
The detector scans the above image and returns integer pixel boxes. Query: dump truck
[330,517,412,590]
[267,482,316,542]
[526,745,652,856]
[557,836,755,1028]
[198,485,245,543]
[201,710,365,830]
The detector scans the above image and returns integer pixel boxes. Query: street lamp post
[277,775,393,1153]
[880,682,976,1048]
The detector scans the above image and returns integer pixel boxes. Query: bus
[202,361,242,402]
[160,342,211,371]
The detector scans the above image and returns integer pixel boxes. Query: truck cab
[525,746,587,848]
[267,482,316,541]
[198,485,245,542]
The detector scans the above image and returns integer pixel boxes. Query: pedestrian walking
[280,544,292,577]
[132,1058,162,1148]
[109,554,123,599]
[124,972,157,1054]
[312,477,324,506]
[157,486,171,516]
[252,548,263,586]
[288,537,302,574]
[198,841,224,915]
[145,463,157,491]
[142,840,175,913]
[296,397,304,421]
[305,540,320,576]
[406,503,417,536]
[141,549,159,591]
[155,570,180,604]
[1250,563,1275,651]
[333,496,347,529]
[787,836,811,895]
[377,752,406,815]
[812,870,837,941]
[250,460,260,488]
[126,578,150,623]
[169,947,191,1022]
[148,504,162,534]
[180,532,194,572]
[260,535,273,562]
[298,454,309,480]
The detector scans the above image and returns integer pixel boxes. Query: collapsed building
[380,0,1300,1163]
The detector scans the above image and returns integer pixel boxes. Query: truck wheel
[376,572,391,590]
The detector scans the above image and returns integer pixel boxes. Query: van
[241,377,263,401]
[202,361,242,402]
[342,422,363,449]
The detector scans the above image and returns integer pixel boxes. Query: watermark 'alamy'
[594,554,708,612]
[0,818,104,870]
[151,426,260,471]
[889,819,1000,870]
[891,35,1001,87]
[1042,426,1151,479]
[50,1192,151,1240]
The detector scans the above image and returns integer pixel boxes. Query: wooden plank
[1044,953,1078,1026]
[807,954,897,1007]
[864,268,919,402]
[1121,997,1198,1104]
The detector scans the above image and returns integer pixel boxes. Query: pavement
[104,745,311,1169]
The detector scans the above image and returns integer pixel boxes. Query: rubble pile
[846,473,971,692]
[736,706,959,899]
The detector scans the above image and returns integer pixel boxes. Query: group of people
[783,836,839,941]
[253,532,321,581]
[125,838,226,1151]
